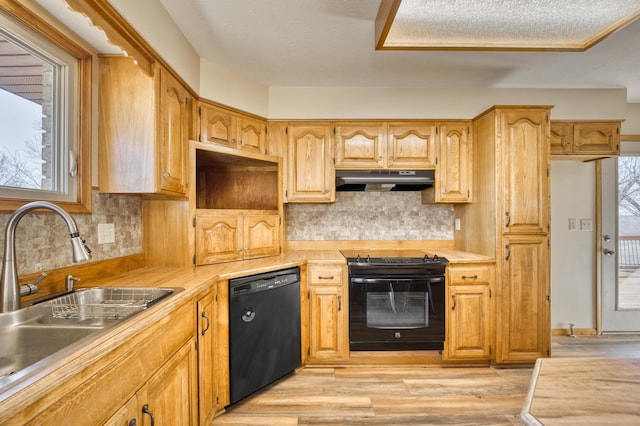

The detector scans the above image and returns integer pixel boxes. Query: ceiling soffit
[376,0,640,51]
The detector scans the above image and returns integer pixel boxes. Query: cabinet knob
[389,156,394,161]
[162,172,170,179]
[575,141,584,147]
[231,138,237,145]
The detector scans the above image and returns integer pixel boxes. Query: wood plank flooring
[212,335,640,425]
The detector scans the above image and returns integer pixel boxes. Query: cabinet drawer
[309,266,344,284]
[448,266,492,285]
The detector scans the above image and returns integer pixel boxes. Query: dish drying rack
[47,288,159,320]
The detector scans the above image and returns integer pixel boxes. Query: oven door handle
[350,277,443,284]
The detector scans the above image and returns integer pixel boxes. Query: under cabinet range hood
[335,170,434,192]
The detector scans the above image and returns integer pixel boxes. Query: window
[0,4,92,213]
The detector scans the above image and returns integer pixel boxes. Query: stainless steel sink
[0,287,182,396]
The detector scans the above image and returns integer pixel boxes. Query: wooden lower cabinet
[496,235,550,364]
[194,211,281,265]
[197,285,230,424]
[444,264,494,361]
[2,301,198,425]
[307,264,349,362]
[103,339,198,426]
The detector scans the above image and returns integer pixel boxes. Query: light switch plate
[568,218,577,231]
[580,219,593,231]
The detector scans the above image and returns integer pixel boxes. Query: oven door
[349,275,445,351]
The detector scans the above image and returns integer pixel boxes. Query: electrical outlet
[455,218,461,231]
[568,218,577,231]
[580,219,593,231]
[98,223,115,244]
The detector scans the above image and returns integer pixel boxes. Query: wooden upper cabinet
[550,120,621,158]
[98,56,190,196]
[549,121,573,155]
[159,67,189,194]
[434,122,472,203]
[499,109,550,235]
[387,122,437,169]
[199,102,266,154]
[334,122,386,168]
[287,123,335,203]
[574,122,620,155]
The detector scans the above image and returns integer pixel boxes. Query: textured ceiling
[384,0,640,49]
[31,0,640,102]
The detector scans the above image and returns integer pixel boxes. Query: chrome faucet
[0,201,91,312]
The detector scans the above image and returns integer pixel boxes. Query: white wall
[199,59,270,117]
[108,0,200,92]
[550,161,597,330]
[623,103,640,134]
[268,87,628,120]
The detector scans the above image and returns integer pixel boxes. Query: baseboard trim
[552,328,598,336]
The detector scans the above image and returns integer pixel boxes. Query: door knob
[604,235,612,242]
[603,249,616,256]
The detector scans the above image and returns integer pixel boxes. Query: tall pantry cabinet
[454,106,551,365]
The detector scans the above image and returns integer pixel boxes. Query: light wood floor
[212,335,640,425]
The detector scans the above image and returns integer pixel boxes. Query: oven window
[366,282,428,329]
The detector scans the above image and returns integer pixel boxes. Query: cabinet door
[573,122,620,155]
[102,395,138,426]
[497,235,550,364]
[287,124,335,202]
[195,213,243,264]
[500,109,550,235]
[445,265,494,360]
[197,292,217,426]
[237,116,266,154]
[200,103,235,148]
[243,214,280,258]
[158,67,189,195]
[139,340,198,426]
[550,121,573,155]
[334,122,386,168]
[437,122,471,203]
[387,123,437,168]
[308,284,348,361]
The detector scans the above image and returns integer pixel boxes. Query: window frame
[0,1,92,213]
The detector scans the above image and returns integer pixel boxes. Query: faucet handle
[20,272,47,297]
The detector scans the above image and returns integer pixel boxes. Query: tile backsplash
[286,192,453,240]
[0,191,142,275]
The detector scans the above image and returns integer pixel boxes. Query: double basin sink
[0,287,182,396]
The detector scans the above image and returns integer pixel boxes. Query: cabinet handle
[461,275,478,279]
[318,276,334,280]
[129,420,137,426]
[505,211,511,227]
[245,247,250,253]
[389,156,394,161]
[441,188,447,194]
[237,248,243,253]
[451,295,456,311]
[505,244,511,261]
[142,404,155,426]
[338,295,342,311]
[201,311,210,336]
[162,172,170,179]
[575,141,584,147]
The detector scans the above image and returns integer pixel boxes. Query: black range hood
[335,169,434,192]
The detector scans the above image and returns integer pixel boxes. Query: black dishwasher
[229,266,301,404]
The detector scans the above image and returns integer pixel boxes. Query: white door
[601,144,640,332]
